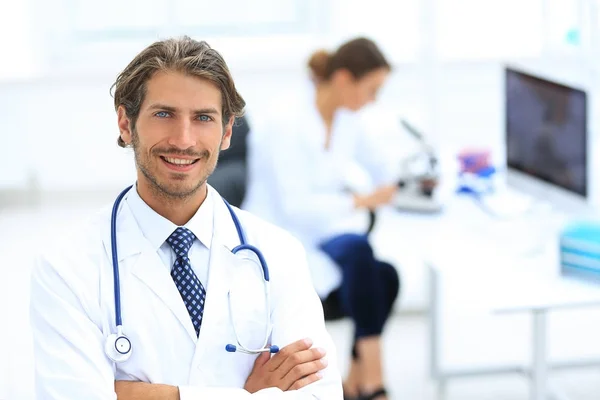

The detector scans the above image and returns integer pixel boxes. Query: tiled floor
[1,199,599,399]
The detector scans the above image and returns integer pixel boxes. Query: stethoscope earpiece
[225,344,237,352]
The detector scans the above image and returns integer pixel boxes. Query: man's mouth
[160,156,200,165]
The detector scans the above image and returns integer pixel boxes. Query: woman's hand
[353,185,397,210]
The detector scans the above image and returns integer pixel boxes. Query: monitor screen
[505,67,587,198]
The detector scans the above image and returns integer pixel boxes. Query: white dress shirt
[126,185,214,288]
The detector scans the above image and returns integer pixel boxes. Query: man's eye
[197,115,212,122]
[155,111,170,118]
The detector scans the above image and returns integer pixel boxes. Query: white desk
[424,195,600,400]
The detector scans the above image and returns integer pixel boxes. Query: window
[36,0,327,74]
[69,0,315,40]
[0,0,37,80]
[434,0,544,60]
[71,0,163,38]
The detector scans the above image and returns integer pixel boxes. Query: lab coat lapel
[191,190,242,373]
[104,199,198,343]
[195,244,236,344]
[129,246,198,343]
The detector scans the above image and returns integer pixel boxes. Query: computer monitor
[504,66,589,212]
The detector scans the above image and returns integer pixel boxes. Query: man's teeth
[164,157,195,165]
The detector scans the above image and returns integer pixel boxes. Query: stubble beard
[131,127,222,204]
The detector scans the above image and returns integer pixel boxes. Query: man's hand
[353,184,397,210]
[244,338,328,393]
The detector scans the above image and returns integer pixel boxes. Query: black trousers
[320,233,400,359]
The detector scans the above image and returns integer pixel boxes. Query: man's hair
[111,36,246,147]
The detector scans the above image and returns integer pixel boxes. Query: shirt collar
[126,184,214,251]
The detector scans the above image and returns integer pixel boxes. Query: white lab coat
[243,95,398,298]
[29,185,342,399]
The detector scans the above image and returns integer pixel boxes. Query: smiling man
[30,36,343,399]
[119,70,228,225]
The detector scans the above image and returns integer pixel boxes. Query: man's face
[118,70,233,199]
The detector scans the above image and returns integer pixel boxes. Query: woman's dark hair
[307,37,391,83]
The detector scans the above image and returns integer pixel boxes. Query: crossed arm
[114,339,327,399]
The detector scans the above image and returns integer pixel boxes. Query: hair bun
[307,49,330,82]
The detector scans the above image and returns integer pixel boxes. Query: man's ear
[117,106,133,145]
[221,116,234,151]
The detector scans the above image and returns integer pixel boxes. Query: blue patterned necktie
[166,227,206,337]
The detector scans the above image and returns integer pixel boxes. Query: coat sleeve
[265,230,343,398]
[30,252,117,400]
[269,234,343,398]
[179,385,327,399]
[179,230,343,400]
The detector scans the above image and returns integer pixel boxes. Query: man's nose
[168,119,196,149]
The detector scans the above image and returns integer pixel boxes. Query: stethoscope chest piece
[105,332,132,363]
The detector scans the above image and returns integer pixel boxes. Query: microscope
[392,119,444,213]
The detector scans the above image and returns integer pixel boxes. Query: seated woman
[243,37,401,400]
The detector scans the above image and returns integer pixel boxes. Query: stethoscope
[104,185,280,363]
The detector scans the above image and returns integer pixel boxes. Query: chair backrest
[219,115,250,164]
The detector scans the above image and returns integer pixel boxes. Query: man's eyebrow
[147,104,220,115]
[193,107,220,115]
[147,103,177,112]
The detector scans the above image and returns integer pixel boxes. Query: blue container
[560,221,600,283]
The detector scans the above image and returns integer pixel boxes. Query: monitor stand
[505,168,595,218]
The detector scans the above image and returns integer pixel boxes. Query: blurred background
[3,0,600,399]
